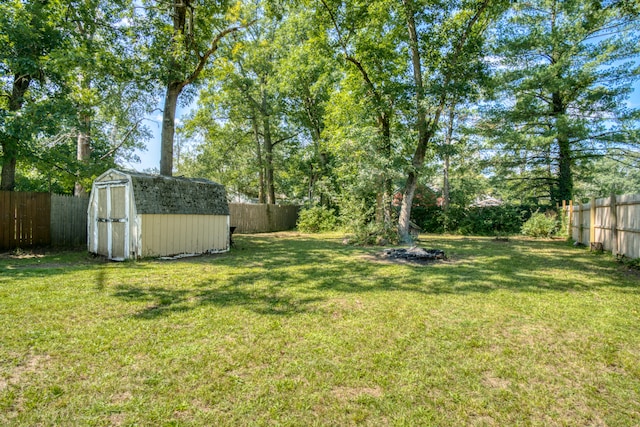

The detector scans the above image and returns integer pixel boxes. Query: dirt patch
[1,353,52,392]
[361,250,453,267]
[332,386,383,401]
[109,413,127,426]
[0,251,47,260]
[482,372,511,390]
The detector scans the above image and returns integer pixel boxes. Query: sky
[126,78,640,174]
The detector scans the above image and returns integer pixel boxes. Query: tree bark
[250,106,266,203]
[303,88,327,205]
[1,74,32,191]
[398,0,430,243]
[160,82,181,176]
[375,112,392,225]
[263,123,275,204]
[74,113,91,196]
[552,91,572,205]
[0,150,17,191]
[442,105,455,231]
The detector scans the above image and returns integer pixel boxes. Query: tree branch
[179,20,256,91]
[272,132,301,147]
[100,119,145,160]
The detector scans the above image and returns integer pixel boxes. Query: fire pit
[381,247,446,264]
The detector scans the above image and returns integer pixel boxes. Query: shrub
[420,204,535,236]
[346,222,399,246]
[521,211,558,238]
[297,206,338,233]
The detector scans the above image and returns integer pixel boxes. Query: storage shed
[88,169,229,260]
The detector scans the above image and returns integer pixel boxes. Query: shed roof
[96,169,229,215]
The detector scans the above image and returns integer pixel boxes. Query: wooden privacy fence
[0,191,51,250]
[566,193,640,259]
[50,194,89,247]
[0,191,89,250]
[229,203,300,234]
[1,192,299,250]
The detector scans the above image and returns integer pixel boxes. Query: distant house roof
[470,196,503,208]
[96,169,229,216]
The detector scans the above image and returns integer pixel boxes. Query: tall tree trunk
[398,0,431,243]
[304,90,326,205]
[1,74,32,191]
[250,107,266,203]
[552,91,572,205]
[159,0,189,176]
[398,0,489,242]
[74,20,92,196]
[319,0,394,223]
[158,1,244,176]
[260,86,276,204]
[376,112,392,225]
[74,108,91,196]
[442,106,454,231]
[262,114,275,204]
[0,148,17,191]
[160,82,182,176]
[557,135,572,204]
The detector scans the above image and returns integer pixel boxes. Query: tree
[1,0,153,194]
[318,0,406,224]
[0,0,67,190]
[275,7,339,206]
[397,0,509,242]
[485,0,640,206]
[134,0,251,177]
[578,153,640,197]
[64,0,153,195]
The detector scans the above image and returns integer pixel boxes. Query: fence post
[589,197,596,243]
[561,200,566,235]
[610,193,618,257]
[577,203,583,244]
[569,200,573,239]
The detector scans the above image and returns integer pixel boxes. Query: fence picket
[1,192,299,250]
[568,193,640,259]
[229,204,300,234]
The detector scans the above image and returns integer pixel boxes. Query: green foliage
[0,0,153,193]
[484,0,640,205]
[456,205,533,236]
[617,255,640,271]
[416,204,535,236]
[334,194,399,245]
[521,211,559,238]
[346,221,400,246]
[297,206,338,233]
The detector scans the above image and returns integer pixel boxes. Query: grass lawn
[1,233,639,426]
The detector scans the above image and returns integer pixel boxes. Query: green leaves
[485,0,640,204]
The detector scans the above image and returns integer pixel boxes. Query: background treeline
[2,0,639,239]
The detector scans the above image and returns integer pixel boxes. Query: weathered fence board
[0,191,51,250]
[229,204,299,234]
[50,194,89,247]
[2,192,298,249]
[569,193,640,259]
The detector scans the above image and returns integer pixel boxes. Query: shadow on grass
[107,234,640,319]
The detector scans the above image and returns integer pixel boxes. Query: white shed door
[96,183,129,260]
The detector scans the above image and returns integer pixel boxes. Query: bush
[346,222,399,246]
[418,204,535,236]
[458,205,532,236]
[521,211,558,238]
[297,206,338,233]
